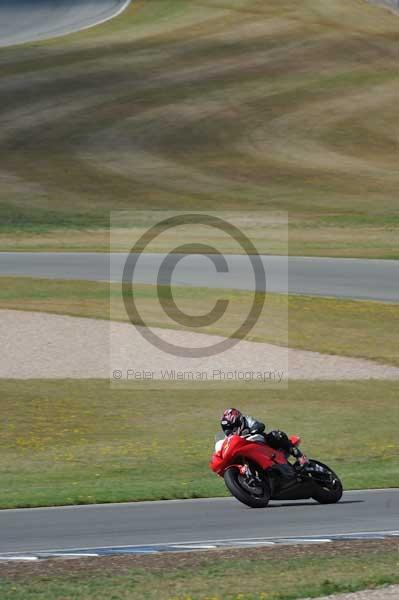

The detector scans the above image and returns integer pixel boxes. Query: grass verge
[1,379,398,508]
[0,540,398,599]
[1,277,399,366]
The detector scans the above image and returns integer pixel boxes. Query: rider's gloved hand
[291,445,309,469]
[297,454,309,467]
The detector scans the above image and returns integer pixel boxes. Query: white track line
[73,0,132,36]
[2,532,398,560]
[0,556,38,561]
[7,530,398,557]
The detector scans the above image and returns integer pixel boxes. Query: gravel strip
[308,584,399,600]
[2,309,399,380]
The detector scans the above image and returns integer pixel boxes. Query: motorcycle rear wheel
[309,460,343,504]
[224,466,271,508]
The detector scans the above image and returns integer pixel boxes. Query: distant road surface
[0,0,130,48]
[1,252,399,302]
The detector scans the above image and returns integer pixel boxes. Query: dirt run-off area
[2,309,399,380]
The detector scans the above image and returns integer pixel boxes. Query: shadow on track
[268,500,364,508]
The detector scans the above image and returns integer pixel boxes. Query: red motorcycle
[210,433,343,508]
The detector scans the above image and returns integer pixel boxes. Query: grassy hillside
[1,0,399,255]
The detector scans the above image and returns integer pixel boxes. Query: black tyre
[309,460,343,504]
[224,466,271,508]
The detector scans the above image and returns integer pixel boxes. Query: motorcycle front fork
[239,463,260,484]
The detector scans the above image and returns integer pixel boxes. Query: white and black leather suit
[232,415,301,458]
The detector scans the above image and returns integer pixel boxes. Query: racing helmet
[221,408,243,436]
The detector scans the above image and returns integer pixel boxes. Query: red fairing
[209,434,287,476]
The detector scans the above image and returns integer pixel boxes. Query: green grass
[1,379,398,508]
[1,541,399,599]
[1,0,399,256]
[1,277,399,366]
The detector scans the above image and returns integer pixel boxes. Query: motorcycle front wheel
[224,466,271,508]
[309,460,343,504]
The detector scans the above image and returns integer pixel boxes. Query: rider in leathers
[220,408,308,468]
